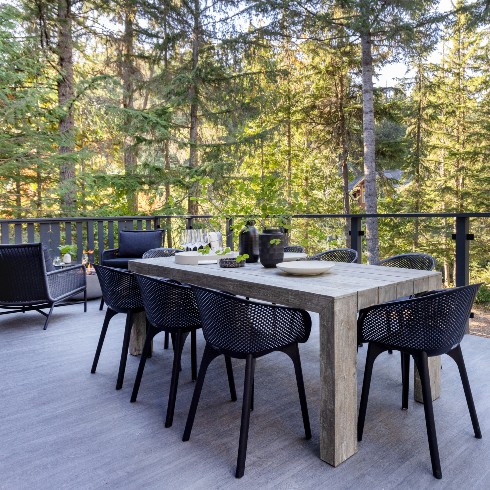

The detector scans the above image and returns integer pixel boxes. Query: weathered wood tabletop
[129,257,441,467]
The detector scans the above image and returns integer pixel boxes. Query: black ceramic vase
[259,229,285,268]
[238,221,259,263]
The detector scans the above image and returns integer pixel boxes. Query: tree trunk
[187,0,200,215]
[122,2,138,214]
[414,63,423,249]
[360,30,379,264]
[338,74,351,246]
[57,0,76,214]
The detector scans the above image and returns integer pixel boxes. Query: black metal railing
[1,212,489,288]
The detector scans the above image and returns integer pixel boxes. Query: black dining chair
[376,252,436,354]
[130,274,236,428]
[141,247,182,352]
[183,285,312,478]
[379,252,436,271]
[309,248,358,263]
[142,248,182,259]
[91,265,145,390]
[357,284,482,479]
[284,245,305,253]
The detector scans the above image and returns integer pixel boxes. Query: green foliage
[58,244,77,256]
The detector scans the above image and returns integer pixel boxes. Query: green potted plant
[199,246,248,268]
[58,244,77,264]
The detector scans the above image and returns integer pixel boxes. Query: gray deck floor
[1,300,489,489]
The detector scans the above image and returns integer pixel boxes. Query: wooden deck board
[1,300,489,489]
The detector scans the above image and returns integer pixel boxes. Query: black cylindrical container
[238,221,259,263]
[259,229,285,268]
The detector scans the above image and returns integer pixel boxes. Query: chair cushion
[102,258,131,269]
[117,230,163,258]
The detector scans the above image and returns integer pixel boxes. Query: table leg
[414,356,441,402]
[129,311,147,356]
[319,295,358,466]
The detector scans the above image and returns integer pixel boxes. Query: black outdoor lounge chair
[99,229,164,310]
[357,284,482,479]
[183,285,312,478]
[0,243,86,330]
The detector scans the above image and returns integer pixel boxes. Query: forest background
[0,0,489,296]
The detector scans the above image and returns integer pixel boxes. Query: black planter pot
[259,230,285,268]
[238,221,259,263]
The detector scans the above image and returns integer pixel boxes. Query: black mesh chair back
[357,284,482,479]
[135,274,200,331]
[191,286,311,357]
[309,248,358,263]
[0,243,49,303]
[94,264,143,314]
[284,245,305,253]
[0,243,86,329]
[184,285,312,478]
[130,274,202,428]
[379,252,436,271]
[142,248,181,259]
[359,285,479,356]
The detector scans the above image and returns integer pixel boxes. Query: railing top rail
[1,212,490,224]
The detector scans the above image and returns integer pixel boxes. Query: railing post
[226,217,234,250]
[454,216,471,287]
[349,216,363,264]
[186,217,193,230]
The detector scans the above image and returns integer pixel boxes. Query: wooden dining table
[129,257,441,467]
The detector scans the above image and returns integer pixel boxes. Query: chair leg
[447,345,482,439]
[165,330,187,428]
[236,354,255,479]
[413,352,442,479]
[191,329,197,381]
[116,312,134,390]
[225,355,237,401]
[99,297,104,311]
[164,331,169,349]
[358,342,386,441]
[130,326,156,402]
[282,343,311,439]
[401,352,410,410]
[91,308,117,374]
[83,289,87,313]
[183,344,221,442]
[42,304,55,330]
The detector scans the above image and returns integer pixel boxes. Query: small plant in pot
[58,244,77,264]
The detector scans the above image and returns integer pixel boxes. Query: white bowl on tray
[276,260,336,276]
[174,251,236,266]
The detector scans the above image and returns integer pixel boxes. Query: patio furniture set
[0,231,482,480]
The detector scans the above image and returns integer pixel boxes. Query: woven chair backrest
[94,265,143,313]
[284,245,305,253]
[379,253,436,271]
[310,248,358,263]
[0,243,49,303]
[359,284,480,354]
[142,248,179,259]
[135,274,201,331]
[191,285,311,357]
